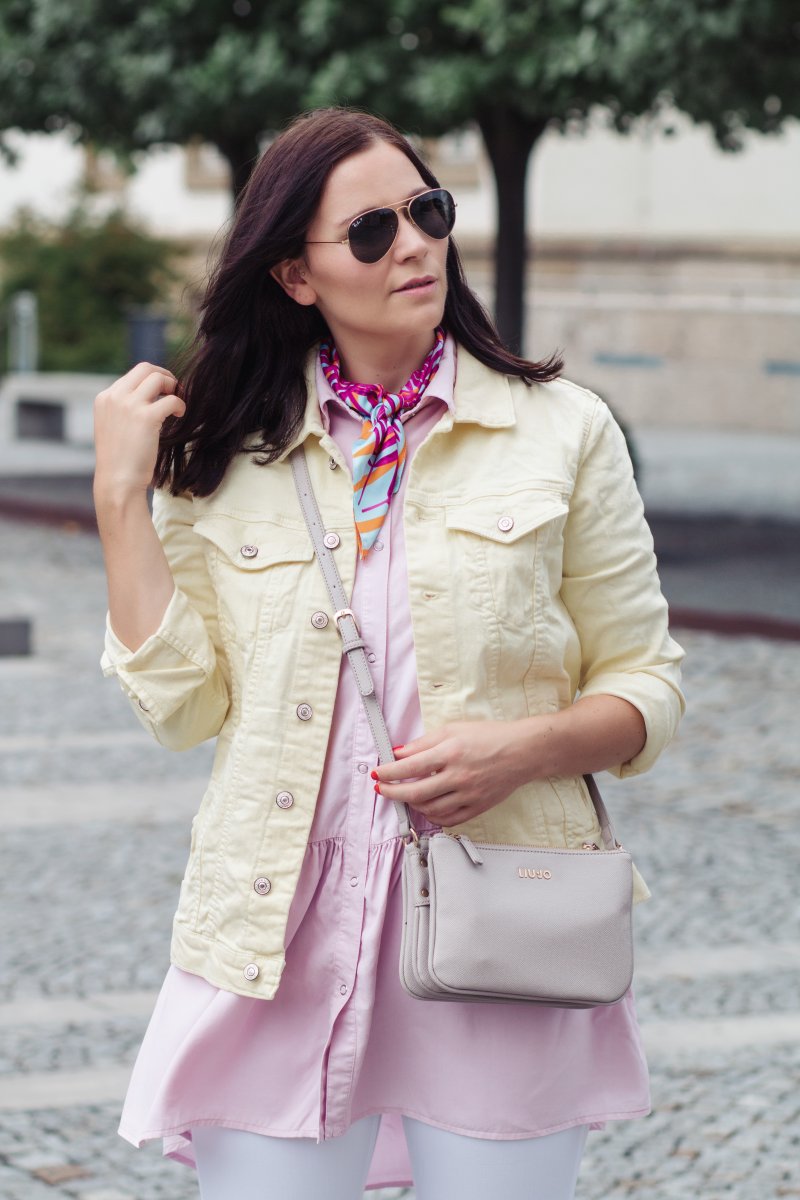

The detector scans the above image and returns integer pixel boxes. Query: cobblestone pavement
[1,515,798,1199]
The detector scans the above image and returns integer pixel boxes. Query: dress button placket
[321,466,395,1139]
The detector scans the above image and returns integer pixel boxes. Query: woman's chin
[388,296,447,337]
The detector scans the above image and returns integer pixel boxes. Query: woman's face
[274,140,449,354]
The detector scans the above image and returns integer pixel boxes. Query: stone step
[0,780,208,827]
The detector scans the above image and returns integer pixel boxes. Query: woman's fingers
[124,360,177,389]
[377,746,445,783]
[377,774,451,808]
[93,361,184,498]
[375,767,454,807]
[149,390,187,427]
[130,368,181,410]
[381,778,470,827]
[96,360,176,401]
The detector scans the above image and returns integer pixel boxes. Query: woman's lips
[395,278,437,294]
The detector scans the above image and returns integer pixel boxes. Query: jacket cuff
[100,586,218,725]
[579,667,685,778]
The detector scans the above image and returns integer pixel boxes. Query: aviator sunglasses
[306,188,457,264]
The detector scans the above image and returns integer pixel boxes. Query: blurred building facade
[1,112,798,435]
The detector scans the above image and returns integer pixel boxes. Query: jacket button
[311,611,329,629]
[240,544,259,558]
[243,963,259,981]
[497,515,514,532]
[296,703,313,721]
[276,791,294,809]
[137,699,150,712]
[323,532,340,549]
[254,877,271,895]
[328,457,338,470]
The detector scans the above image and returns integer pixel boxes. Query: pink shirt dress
[118,337,651,1191]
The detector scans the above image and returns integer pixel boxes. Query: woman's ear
[270,259,316,306]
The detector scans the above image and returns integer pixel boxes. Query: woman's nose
[394,209,428,257]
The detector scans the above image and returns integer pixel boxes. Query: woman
[94,107,685,1200]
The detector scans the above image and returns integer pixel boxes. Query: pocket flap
[193,514,314,569]
[445,490,569,544]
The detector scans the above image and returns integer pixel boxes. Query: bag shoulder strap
[289,444,619,851]
[289,445,412,839]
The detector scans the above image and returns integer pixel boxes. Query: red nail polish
[374,784,381,795]
[392,745,404,752]
[370,770,378,780]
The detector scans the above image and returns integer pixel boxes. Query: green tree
[0,206,189,372]
[304,0,800,349]
[2,0,798,352]
[0,0,308,197]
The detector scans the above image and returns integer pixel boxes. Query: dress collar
[316,332,458,434]
[268,335,516,463]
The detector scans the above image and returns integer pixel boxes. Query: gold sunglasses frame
[305,189,457,261]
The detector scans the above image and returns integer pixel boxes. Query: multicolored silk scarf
[319,326,446,558]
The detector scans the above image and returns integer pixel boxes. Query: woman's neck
[331,328,438,394]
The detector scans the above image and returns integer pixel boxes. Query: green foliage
[2,0,798,173]
[0,0,307,173]
[1,0,798,349]
[0,206,189,373]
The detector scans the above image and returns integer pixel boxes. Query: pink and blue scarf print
[319,326,446,557]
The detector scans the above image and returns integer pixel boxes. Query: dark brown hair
[155,107,562,497]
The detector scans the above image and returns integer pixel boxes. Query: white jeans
[191,1113,589,1200]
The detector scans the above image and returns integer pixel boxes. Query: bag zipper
[442,830,484,865]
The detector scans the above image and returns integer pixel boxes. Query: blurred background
[0,3,798,1198]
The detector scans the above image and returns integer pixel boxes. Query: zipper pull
[445,831,484,865]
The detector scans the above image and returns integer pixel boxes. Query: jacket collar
[272,341,516,463]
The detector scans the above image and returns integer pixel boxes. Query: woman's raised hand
[93,362,187,654]
[93,361,186,500]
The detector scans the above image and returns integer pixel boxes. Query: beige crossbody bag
[291,446,634,1007]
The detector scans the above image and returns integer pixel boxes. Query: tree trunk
[216,135,263,207]
[476,108,548,355]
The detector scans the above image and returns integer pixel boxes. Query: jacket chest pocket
[443,489,569,632]
[193,514,314,638]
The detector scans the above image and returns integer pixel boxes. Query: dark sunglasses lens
[348,209,398,263]
[410,190,456,239]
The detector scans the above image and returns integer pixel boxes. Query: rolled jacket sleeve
[99,488,230,750]
[560,396,686,778]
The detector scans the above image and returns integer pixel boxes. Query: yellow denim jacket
[100,345,685,1000]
